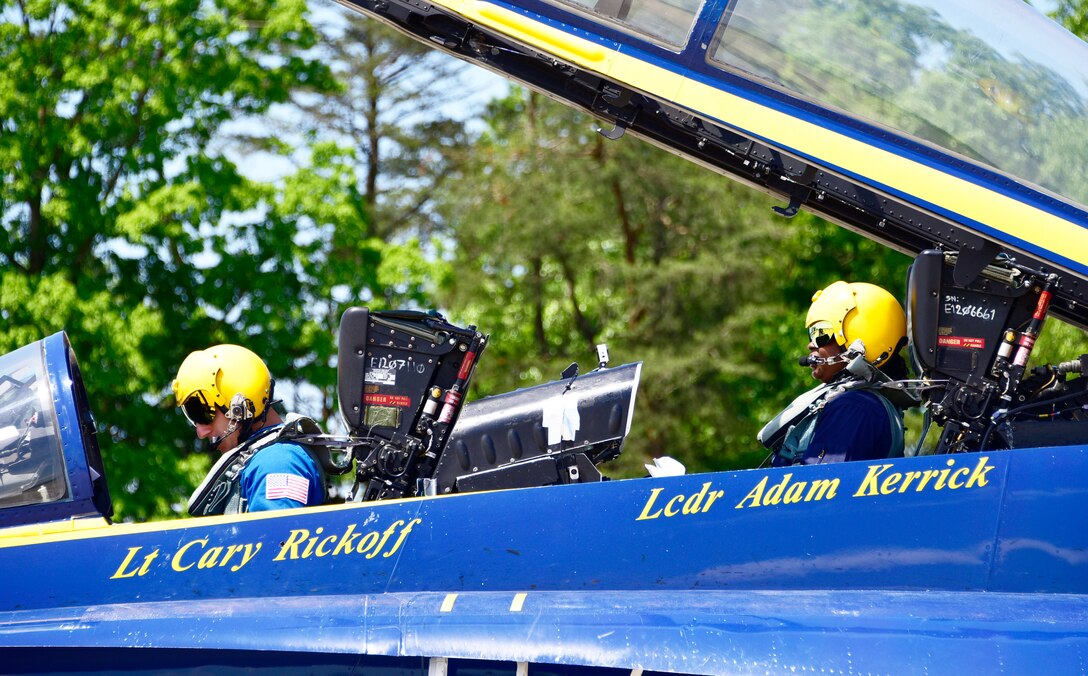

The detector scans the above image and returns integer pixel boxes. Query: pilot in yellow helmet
[173,345,325,515]
[758,281,911,466]
[804,281,907,383]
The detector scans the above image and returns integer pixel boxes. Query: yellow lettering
[702,489,725,512]
[899,471,921,492]
[356,531,379,556]
[783,482,805,504]
[805,478,839,501]
[198,546,224,569]
[219,544,243,569]
[273,529,310,561]
[367,521,404,559]
[223,539,246,566]
[763,474,792,505]
[231,543,262,572]
[682,483,712,515]
[172,538,208,572]
[332,524,360,555]
[300,527,325,559]
[916,469,939,490]
[110,546,152,580]
[636,488,665,521]
[854,464,893,497]
[934,459,958,489]
[663,494,684,517]
[315,534,338,557]
[384,518,422,557]
[736,476,768,509]
[965,456,995,488]
[138,549,159,575]
[947,467,970,490]
[880,472,902,495]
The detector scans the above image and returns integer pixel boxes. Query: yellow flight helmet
[805,281,906,367]
[172,344,272,426]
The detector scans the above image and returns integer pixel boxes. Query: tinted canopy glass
[0,342,70,508]
[711,0,1088,209]
[556,0,704,46]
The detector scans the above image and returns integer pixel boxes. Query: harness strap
[771,379,906,464]
[187,417,332,516]
[872,390,905,458]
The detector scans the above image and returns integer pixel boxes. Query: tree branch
[557,256,596,345]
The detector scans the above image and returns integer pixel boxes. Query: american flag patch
[265,473,309,504]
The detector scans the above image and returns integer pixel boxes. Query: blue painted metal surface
[1,331,1088,671]
[0,333,111,528]
[4,1,1088,671]
[3,590,1088,673]
[3,439,1088,671]
[2,446,1087,606]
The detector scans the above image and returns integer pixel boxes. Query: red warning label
[937,336,986,350]
[364,394,412,407]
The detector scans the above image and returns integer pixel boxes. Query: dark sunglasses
[808,323,838,348]
[182,391,218,426]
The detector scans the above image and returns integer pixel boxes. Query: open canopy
[713,0,1088,211]
[335,0,1088,325]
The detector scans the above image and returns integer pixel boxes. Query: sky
[225,0,509,185]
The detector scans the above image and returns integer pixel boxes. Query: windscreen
[554,0,704,46]
[711,0,1088,209]
[0,342,70,508]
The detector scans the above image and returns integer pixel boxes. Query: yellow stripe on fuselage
[469,1,613,65]
[438,0,1088,264]
[0,516,112,542]
[675,79,1086,260]
[0,488,470,549]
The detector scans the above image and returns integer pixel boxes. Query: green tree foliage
[439,1,1088,474]
[0,0,351,520]
[1049,0,1088,36]
[238,141,437,421]
[438,90,912,474]
[0,0,472,521]
[235,3,471,425]
[288,8,474,241]
[2,0,1085,521]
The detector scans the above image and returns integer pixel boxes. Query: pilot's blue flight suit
[772,389,904,466]
[237,428,324,511]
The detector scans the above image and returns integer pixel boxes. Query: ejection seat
[906,249,1088,453]
[334,307,641,501]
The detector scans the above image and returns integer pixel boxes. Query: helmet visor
[808,321,839,348]
[181,391,217,427]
